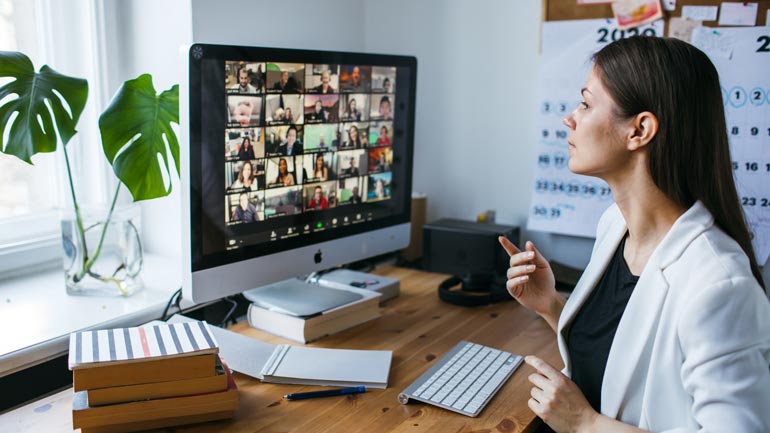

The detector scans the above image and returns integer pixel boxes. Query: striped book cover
[69,321,219,370]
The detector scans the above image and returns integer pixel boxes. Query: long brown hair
[593,36,765,291]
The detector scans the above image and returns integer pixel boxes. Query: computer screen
[181,44,416,303]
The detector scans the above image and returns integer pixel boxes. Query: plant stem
[63,144,89,281]
[78,183,121,283]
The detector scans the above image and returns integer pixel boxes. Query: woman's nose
[562,113,576,130]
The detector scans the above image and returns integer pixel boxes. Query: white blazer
[557,202,770,432]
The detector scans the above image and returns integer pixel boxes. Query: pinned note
[682,5,719,21]
[668,17,702,43]
[612,0,664,29]
[718,2,758,26]
[691,26,735,59]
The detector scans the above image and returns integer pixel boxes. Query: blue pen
[284,385,366,401]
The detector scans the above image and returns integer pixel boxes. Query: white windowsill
[0,254,182,377]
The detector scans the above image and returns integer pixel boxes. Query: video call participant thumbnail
[301,152,335,182]
[225,128,265,161]
[370,94,394,121]
[368,147,392,173]
[369,121,393,146]
[265,125,304,157]
[303,181,337,211]
[265,94,304,125]
[337,176,363,205]
[266,156,300,188]
[365,172,392,202]
[227,61,265,94]
[267,62,304,94]
[337,149,367,179]
[226,160,265,192]
[226,192,265,224]
[339,123,368,149]
[306,65,339,94]
[340,94,370,122]
[340,65,371,93]
[370,66,396,93]
[304,94,339,123]
[264,186,303,218]
[227,95,263,127]
[303,124,337,153]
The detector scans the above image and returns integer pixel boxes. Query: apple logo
[314,249,323,264]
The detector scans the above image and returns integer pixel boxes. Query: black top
[567,234,639,412]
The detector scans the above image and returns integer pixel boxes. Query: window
[0,0,74,275]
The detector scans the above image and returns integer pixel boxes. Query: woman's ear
[628,111,658,151]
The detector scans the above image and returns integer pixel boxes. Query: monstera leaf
[0,51,88,163]
[99,74,179,201]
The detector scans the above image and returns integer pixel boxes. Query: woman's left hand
[526,355,598,433]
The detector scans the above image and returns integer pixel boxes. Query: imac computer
[180,44,417,305]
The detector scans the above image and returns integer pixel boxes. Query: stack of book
[68,321,238,433]
[247,285,381,343]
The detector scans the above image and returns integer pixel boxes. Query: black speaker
[423,219,519,306]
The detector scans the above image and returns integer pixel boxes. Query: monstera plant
[0,51,179,295]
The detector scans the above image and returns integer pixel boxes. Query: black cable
[162,288,182,320]
[220,296,238,328]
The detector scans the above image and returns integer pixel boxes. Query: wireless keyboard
[398,341,523,417]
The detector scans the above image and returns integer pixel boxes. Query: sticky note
[668,17,702,42]
[719,2,758,26]
[682,5,719,21]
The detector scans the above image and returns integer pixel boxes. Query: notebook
[167,315,392,389]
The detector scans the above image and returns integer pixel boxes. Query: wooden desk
[0,266,561,433]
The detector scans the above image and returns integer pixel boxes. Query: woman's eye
[580,101,589,109]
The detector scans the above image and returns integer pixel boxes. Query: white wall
[101,0,193,259]
[190,0,366,51]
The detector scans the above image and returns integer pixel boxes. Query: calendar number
[596,26,657,43]
[742,197,770,207]
[757,35,770,53]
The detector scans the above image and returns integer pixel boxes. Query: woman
[229,161,255,191]
[313,153,328,181]
[376,125,391,145]
[499,37,770,433]
[346,125,363,149]
[237,137,255,161]
[374,179,385,199]
[274,157,295,186]
[375,152,389,172]
[346,98,361,121]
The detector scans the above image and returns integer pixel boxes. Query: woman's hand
[498,237,563,330]
[526,356,597,433]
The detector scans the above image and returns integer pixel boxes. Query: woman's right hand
[499,237,563,330]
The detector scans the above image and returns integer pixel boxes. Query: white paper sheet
[718,2,758,26]
[682,5,720,21]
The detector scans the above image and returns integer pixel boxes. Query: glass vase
[61,205,144,297]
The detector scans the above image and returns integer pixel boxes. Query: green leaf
[0,51,88,163]
[99,74,179,201]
